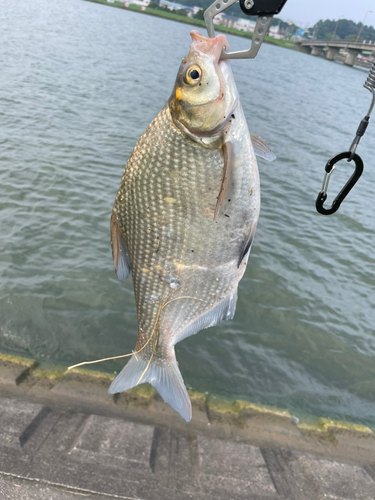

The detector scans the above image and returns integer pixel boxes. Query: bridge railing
[300,40,375,48]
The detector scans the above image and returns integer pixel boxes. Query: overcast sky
[277,0,374,28]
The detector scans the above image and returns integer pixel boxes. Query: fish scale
[108,32,262,421]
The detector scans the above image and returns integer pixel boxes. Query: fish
[108,30,275,422]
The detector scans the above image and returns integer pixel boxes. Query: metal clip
[204,0,272,59]
[316,152,364,216]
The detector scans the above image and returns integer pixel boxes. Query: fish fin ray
[110,215,131,280]
[175,289,238,344]
[108,353,191,422]
[250,133,276,162]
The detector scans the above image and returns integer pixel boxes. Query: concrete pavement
[0,352,375,499]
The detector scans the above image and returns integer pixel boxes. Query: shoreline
[83,0,297,51]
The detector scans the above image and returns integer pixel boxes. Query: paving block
[261,448,322,500]
[149,427,200,494]
[72,414,154,466]
[0,474,126,500]
[0,397,43,450]
[299,455,375,499]
[36,414,156,496]
[198,436,277,498]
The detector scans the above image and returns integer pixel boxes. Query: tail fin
[108,353,192,422]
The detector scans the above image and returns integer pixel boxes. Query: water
[1,0,375,428]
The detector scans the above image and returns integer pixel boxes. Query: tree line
[306,19,375,42]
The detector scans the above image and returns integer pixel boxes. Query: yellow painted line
[187,389,207,402]
[68,367,115,381]
[298,417,373,435]
[0,352,38,369]
[237,400,292,419]
[32,366,67,380]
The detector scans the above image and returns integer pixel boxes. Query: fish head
[169,31,238,137]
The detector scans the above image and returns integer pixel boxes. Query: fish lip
[190,30,228,63]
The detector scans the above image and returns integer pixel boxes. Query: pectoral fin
[214,140,237,219]
[175,289,238,344]
[110,215,131,280]
[250,133,276,162]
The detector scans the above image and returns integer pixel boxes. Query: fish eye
[185,65,202,86]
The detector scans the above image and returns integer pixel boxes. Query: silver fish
[108,31,275,421]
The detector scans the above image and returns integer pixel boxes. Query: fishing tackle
[204,0,288,59]
[315,152,364,216]
[316,60,375,215]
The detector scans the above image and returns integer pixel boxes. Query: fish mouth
[190,30,229,63]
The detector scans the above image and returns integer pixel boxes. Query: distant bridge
[298,40,375,66]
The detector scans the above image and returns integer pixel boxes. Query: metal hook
[204,0,289,60]
[204,0,272,59]
[315,152,364,216]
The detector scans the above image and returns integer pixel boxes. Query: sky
[277,0,375,28]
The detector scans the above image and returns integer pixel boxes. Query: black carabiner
[315,152,364,216]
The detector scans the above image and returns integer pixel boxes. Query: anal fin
[110,215,131,280]
[175,289,238,344]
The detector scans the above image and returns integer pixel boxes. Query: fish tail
[108,352,192,422]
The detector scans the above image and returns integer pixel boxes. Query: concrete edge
[0,351,373,437]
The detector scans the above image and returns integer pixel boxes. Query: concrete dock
[0,352,375,499]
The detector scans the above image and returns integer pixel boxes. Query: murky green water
[1,0,375,427]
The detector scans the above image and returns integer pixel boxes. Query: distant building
[234,18,256,32]
[213,13,239,29]
[130,0,150,6]
[159,0,194,14]
[213,12,225,25]
[268,25,284,39]
[211,13,255,32]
